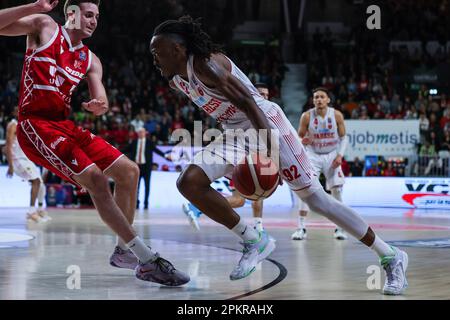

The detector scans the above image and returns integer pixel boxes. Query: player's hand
[302,136,312,145]
[34,0,59,13]
[82,99,108,116]
[332,155,343,169]
[6,166,14,178]
[164,154,173,162]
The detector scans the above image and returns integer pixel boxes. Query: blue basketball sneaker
[182,203,202,231]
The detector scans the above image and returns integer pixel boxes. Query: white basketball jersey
[306,107,340,154]
[9,119,28,159]
[172,55,271,129]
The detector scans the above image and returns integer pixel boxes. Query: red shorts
[17,118,123,187]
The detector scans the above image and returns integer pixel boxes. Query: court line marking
[163,239,288,300]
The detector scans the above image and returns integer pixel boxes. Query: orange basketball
[232,153,280,201]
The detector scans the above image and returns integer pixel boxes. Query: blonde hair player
[0,0,189,286]
[151,16,408,294]
[182,83,269,232]
[5,107,51,223]
[292,87,348,241]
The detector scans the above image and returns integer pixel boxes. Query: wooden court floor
[1,206,450,300]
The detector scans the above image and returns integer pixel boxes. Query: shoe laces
[149,253,176,274]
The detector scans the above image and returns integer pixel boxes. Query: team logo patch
[388,238,450,249]
[327,117,332,129]
[79,51,87,61]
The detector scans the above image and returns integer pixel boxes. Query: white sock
[297,216,305,229]
[117,236,129,250]
[254,217,263,227]
[371,235,395,258]
[231,218,260,242]
[28,206,36,213]
[126,236,157,263]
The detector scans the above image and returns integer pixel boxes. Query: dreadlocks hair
[153,15,223,61]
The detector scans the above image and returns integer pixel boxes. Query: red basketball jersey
[18,25,92,121]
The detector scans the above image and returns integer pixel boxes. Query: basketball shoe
[182,203,201,231]
[291,228,307,240]
[333,228,348,240]
[230,230,276,280]
[381,246,409,295]
[135,253,190,286]
[110,246,138,269]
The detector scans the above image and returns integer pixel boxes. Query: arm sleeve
[337,135,348,157]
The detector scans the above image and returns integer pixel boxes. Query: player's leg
[103,156,139,251]
[177,140,276,280]
[13,158,44,222]
[292,200,308,240]
[324,152,347,240]
[36,177,51,220]
[18,120,189,286]
[251,200,264,232]
[76,162,188,286]
[269,104,407,295]
[27,178,42,222]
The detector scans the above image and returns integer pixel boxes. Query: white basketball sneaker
[182,203,201,231]
[381,246,409,295]
[291,228,307,240]
[229,231,276,280]
[254,221,264,232]
[333,228,348,240]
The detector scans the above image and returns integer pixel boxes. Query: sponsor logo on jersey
[50,136,67,149]
[327,117,332,129]
[65,66,85,78]
[71,159,78,166]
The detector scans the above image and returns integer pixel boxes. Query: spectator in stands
[349,157,364,177]
[382,162,397,177]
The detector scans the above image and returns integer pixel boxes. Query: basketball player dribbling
[6,107,51,223]
[292,88,348,241]
[0,0,189,286]
[182,83,269,232]
[150,16,408,294]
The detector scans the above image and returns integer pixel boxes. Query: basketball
[232,153,280,201]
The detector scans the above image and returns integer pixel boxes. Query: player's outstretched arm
[82,54,109,116]
[0,0,58,36]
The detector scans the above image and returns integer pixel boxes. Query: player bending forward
[0,0,189,286]
[182,84,270,232]
[150,16,408,294]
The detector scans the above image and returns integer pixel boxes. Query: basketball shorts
[17,118,123,187]
[299,150,345,211]
[190,102,321,198]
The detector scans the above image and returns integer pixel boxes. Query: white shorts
[307,150,345,190]
[13,157,41,181]
[299,150,345,211]
[190,102,321,198]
